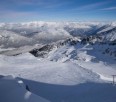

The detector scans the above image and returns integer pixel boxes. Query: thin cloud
[0,0,71,18]
[0,0,71,9]
[101,6,116,10]
[71,1,109,11]
[0,10,39,18]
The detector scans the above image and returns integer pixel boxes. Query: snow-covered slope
[0,52,116,102]
[0,21,116,102]
[97,26,116,41]
[0,53,100,85]
[0,75,49,102]
[29,38,116,81]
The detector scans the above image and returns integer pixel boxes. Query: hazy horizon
[0,20,116,24]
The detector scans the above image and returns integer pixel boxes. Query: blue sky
[0,0,116,22]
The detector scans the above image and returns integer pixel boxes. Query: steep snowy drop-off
[51,43,116,81]
[29,39,116,82]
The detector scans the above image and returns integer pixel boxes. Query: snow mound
[0,75,50,102]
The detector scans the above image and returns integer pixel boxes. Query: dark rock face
[98,27,116,35]
[29,44,55,57]
[29,35,116,59]
[29,38,80,57]
[102,39,116,57]
[29,49,39,57]
[0,75,4,79]
[38,45,54,52]
[109,40,116,45]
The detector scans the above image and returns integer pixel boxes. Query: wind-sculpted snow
[0,75,50,102]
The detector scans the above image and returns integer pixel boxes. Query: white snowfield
[0,53,100,85]
[47,43,116,81]
[0,51,116,102]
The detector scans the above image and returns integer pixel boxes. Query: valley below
[0,21,116,102]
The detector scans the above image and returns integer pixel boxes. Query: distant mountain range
[0,21,116,48]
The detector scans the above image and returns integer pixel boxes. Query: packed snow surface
[0,52,116,102]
